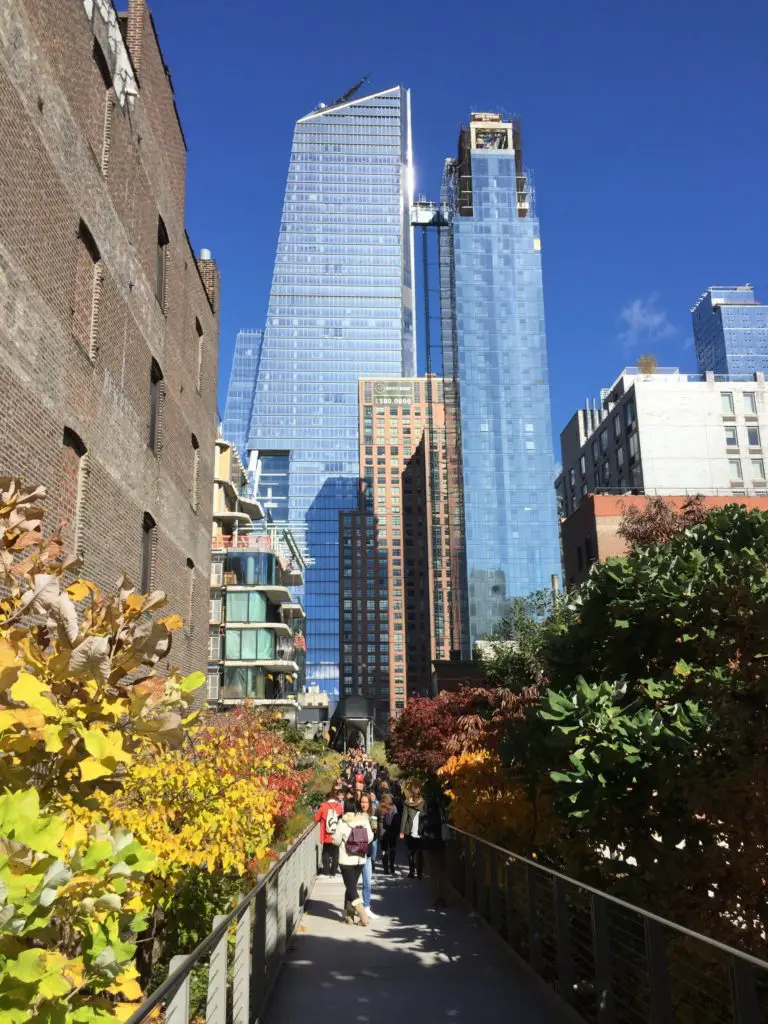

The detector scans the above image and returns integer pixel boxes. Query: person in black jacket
[421,794,449,907]
[399,783,425,880]
[377,793,399,874]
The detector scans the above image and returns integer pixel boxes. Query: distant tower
[691,285,768,375]
[243,86,415,695]
[440,112,561,646]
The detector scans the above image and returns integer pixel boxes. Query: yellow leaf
[0,638,19,690]
[160,614,184,631]
[100,698,127,719]
[84,728,131,764]
[112,1004,144,1022]
[10,673,59,719]
[108,967,143,1001]
[0,709,17,731]
[125,594,145,613]
[66,580,97,602]
[8,706,46,730]
[43,724,64,752]
[79,757,113,781]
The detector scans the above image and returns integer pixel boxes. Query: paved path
[265,867,576,1023]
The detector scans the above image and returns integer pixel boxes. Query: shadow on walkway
[266,870,573,1023]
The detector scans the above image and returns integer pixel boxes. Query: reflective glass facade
[245,86,415,694]
[222,330,263,459]
[441,113,561,644]
[692,286,768,375]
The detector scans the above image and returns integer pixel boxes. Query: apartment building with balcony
[208,438,306,706]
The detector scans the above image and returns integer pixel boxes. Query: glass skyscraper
[244,85,415,694]
[691,285,768,375]
[440,112,561,645]
[222,329,263,458]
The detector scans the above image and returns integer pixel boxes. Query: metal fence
[446,827,768,1024]
[126,822,320,1024]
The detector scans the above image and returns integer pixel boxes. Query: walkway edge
[255,870,319,1024]
[444,880,585,1023]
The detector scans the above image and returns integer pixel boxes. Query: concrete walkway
[265,867,575,1023]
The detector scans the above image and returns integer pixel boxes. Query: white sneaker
[366,908,379,919]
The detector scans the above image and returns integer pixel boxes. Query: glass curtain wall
[246,86,415,694]
[222,330,263,459]
[441,115,561,644]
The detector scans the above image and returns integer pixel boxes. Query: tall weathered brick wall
[0,0,219,676]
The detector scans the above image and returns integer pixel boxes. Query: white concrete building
[556,367,768,517]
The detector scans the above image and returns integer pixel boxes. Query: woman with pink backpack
[333,795,374,925]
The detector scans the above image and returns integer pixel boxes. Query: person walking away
[399,783,425,880]
[367,790,380,869]
[358,793,380,920]
[378,794,399,875]
[333,796,374,925]
[421,793,449,907]
[314,789,343,876]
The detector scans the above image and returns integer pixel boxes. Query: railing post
[554,878,575,1005]
[730,956,760,1024]
[489,846,502,934]
[206,916,228,1024]
[464,835,473,902]
[476,842,488,918]
[591,893,616,1023]
[503,856,513,945]
[164,955,190,1024]
[277,858,287,956]
[526,863,543,974]
[644,919,673,1024]
[249,884,268,1022]
[233,898,252,1024]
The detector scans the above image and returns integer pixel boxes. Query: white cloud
[618,294,676,350]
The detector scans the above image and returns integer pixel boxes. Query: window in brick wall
[156,217,169,312]
[72,221,102,361]
[186,558,195,636]
[195,318,204,392]
[61,428,88,559]
[140,512,156,595]
[191,434,200,512]
[148,359,164,455]
[92,40,113,175]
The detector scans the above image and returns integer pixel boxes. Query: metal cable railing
[125,822,320,1024]
[446,826,768,1023]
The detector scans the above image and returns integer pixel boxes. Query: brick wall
[0,0,219,675]
[562,494,768,587]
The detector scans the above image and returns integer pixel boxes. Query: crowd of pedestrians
[313,745,448,927]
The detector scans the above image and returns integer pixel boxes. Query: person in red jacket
[314,789,343,876]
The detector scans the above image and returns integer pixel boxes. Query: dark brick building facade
[0,0,219,673]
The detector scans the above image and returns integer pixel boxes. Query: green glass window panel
[249,592,268,622]
[224,631,240,660]
[256,629,275,659]
[227,592,248,622]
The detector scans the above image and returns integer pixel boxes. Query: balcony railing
[212,534,275,553]
[212,530,303,585]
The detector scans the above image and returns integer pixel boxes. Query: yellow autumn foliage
[106,738,281,883]
[438,748,560,853]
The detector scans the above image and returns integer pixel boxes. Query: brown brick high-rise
[340,378,456,731]
[0,0,219,673]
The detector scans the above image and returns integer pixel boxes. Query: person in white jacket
[333,796,374,925]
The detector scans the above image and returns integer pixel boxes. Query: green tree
[537,504,768,951]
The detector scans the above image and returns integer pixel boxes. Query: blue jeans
[362,854,373,908]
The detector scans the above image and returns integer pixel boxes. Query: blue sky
[149,0,767,444]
